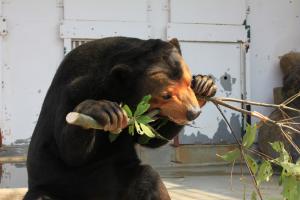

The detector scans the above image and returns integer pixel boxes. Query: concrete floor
[164,175,281,200]
[0,175,282,200]
[0,146,282,199]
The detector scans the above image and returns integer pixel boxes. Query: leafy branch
[66,95,163,143]
[211,92,300,200]
[65,92,300,199]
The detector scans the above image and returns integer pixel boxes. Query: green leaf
[242,124,257,148]
[134,102,150,117]
[281,162,300,176]
[245,154,258,175]
[282,175,299,200]
[122,104,132,118]
[140,123,155,138]
[251,191,257,200]
[128,124,135,136]
[217,148,240,162]
[134,95,152,116]
[135,121,143,135]
[109,133,119,142]
[136,115,154,124]
[142,94,152,103]
[270,141,291,163]
[257,160,273,185]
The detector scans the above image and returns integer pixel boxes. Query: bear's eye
[162,93,172,100]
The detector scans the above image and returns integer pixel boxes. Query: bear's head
[144,39,200,125]
[108,38,200,125]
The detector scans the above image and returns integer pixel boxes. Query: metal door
[168,0,249,144]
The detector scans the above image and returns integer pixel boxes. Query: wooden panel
[64,0,148,22]
[170,0,246,25]
[167,23,247,42]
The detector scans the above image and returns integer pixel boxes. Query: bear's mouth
[158,115,189,126]
[147,108,189,125]
[163,115,189,125]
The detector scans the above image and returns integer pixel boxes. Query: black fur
[25,37,185,200]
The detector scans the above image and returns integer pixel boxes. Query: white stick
[66,112,104,130]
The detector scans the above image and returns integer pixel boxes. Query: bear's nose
[186,107,201,121]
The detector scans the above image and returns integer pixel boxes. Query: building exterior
[0,0,299,156]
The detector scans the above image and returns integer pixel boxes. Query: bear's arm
[54,107,97,166]
[139,120,184,148]
[53,77,99,167]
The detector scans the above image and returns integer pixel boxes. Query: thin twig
[206,96,300,155]
[241,149,263,200]
[279,126,300,154]
[281,124,300,135]
[281,122,300,125]
[213,103,242,146]
[246,148,274,161]
[218,97,300,113]
[213,103,264,200]
[279,115,300,123]
[208,97,300,136]
[282,92,300,106]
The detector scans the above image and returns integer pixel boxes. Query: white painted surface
[170,0,247,25]
[64,0,148,22]
[0,0,63,144]
[0,0,3,136]
[0,0,299,145]
[60,20,151,39]
[167,23,247,42]
[180,42,243,142]
[248,0,300,121]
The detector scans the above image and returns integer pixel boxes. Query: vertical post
[0,0,3,147]
[240,42,251,136]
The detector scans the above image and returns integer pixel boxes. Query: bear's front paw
[74,100,128,132]
[192,75,217,98]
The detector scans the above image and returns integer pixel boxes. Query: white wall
[0,0,300,145]
[248,0,300,118]
[0,0,63,144]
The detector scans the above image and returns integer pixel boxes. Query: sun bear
[24,37,217,200]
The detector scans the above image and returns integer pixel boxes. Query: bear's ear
[109,64,132,81]
[169,38,182,55]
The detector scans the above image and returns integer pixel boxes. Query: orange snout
[151,86,201,125]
